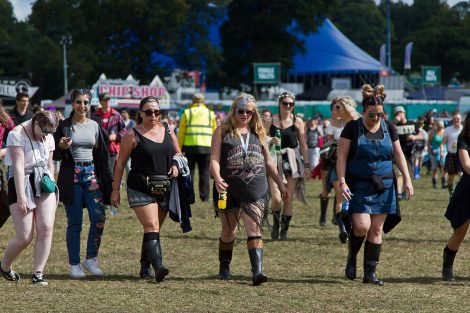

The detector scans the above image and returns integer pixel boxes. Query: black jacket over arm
[53,118,113,205]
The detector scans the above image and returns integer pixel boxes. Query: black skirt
[445,173,470,230]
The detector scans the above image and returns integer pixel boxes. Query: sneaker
[69,264,86,279]
[32,272,48,286]
[83,258,104,276]
[0,262,20,281]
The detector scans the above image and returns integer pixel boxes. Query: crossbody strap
[21,124,39,168]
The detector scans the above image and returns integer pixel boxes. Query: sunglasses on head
[282,101,295,108]
[141,109,160,117]
[75,100,90,106]
[367,112,385,118]
[237,108,254,116]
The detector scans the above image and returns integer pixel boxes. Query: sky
[10,0,466,21]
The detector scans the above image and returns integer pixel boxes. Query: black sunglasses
[333,105,342,111]
[367,112,385,118]
[141,109,160,117]
[74,100,90,106]
[282,101,295,108]
[39,125,55,135]
[237,108,254,116]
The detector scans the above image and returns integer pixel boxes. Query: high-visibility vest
[183,106,214,147]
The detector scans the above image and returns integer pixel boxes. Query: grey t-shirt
[70,119,99,161]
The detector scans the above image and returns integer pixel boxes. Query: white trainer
[69,264,86,279]
[83,258,104,276]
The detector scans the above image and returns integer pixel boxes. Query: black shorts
[445,153,462,175]
[8,176,36,206]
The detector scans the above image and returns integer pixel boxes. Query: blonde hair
[434,120,445,130]
[224,93,266,143]
[332,96,360,122]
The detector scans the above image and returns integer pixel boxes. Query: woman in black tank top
[269,92,309,241]
[210,93,287,286]
[111,96,181,283]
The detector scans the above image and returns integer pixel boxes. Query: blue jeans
[64,164,106,265]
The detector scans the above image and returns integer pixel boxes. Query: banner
[404,42,413,70]
[253,63,280,84]
[379,44,386,68]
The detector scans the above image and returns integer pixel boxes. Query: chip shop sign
[98,85,166,98]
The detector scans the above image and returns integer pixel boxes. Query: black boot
[139,236,153,279]
[432,177,437,189]
[143,232,169,283]
[337,213,348,244]
[271,211,281,240]
[442,176,447,189]
[248,248,268,286]
[280,215,292,240]
[363,241,383,286]
[442,246,457,281]
[345,233,365,280]
[218,238,234,280]
[331,198,338,225]
[319,196,329,226]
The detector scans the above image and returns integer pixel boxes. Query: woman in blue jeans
[54,89,112,279]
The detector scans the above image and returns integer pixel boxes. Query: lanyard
[240,130,250,157]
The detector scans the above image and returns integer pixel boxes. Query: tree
[220,0,340,89]
[331,0,386,60]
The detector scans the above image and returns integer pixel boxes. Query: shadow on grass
[165,274,342,285]
[42,274,137,281]
[386,275,470,284]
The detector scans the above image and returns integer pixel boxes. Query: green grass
[0,175,469,312]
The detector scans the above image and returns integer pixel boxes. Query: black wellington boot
[363,241,384,286]
[143,233,169,283]
[345,233,365,280]
[337,213,348,244]
[332,198,338,225]
[280,215,292,240]
[248,248,268,286]
[432,177,437,189]
[218,239,234,280]
[319,196,329,226]
[139,237,153,279]
[442,246,457,281]
[271,211,281,240]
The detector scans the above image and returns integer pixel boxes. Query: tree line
[0,0,468,100]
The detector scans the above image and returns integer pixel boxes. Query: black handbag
[142,174,171,202]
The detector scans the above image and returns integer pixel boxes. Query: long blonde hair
[224,93,266,143]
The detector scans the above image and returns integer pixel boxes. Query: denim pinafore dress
[347,118,396,214]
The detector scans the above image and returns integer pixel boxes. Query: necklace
[142,124,159,134]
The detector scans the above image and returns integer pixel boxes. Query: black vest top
[127,124,175,191]
[220,131,268,202]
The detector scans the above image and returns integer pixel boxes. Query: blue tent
[290,18,381,75]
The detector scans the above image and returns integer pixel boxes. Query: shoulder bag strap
[21,124,39,167]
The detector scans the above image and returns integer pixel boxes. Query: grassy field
[0,174,469,312]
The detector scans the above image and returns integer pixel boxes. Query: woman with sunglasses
[320,97,359,242]
[111,96,181,283]
[269,92,309,241]
[441,113,470,281]
[211,93,287,285]
[336,84,413,285]
[54,89,113,279]
[0,111,59,285]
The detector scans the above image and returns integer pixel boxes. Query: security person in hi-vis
[178,93,217,202]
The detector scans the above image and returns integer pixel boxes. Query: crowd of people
[0,86,468,287]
